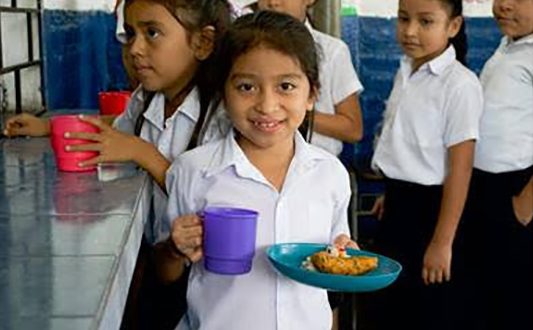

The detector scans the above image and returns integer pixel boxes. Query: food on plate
[301,246,378,276]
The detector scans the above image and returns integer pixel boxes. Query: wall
[1,0,126,112]
[42,0,127,110]
[339,0,501,168]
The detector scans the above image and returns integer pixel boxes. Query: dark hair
[210,10,320,140]
[439,0,468,66]
[127,0,231,149]
[248,1,316,26]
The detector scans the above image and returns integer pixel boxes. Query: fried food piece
[310,251,378,275]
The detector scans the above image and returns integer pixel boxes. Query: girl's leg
[372,179,444,330]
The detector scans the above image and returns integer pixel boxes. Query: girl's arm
[370,195,385,220]
[153,237,190,285]
[422,140,475,285]
[130,139,171,190]
[3,114,117,138]
[3,113,50,137]
[313,93,363,143]
[513,175,533,226]
[66,115,170,190]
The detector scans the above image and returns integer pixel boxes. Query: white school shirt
[307,22,364,156]
[474,34,533,173]
[166,130,351,330]
[113,86,227,244]
[372,46,483,185]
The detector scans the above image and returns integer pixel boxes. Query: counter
[0,136,150,330]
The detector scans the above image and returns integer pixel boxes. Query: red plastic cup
[98,91,131,116]
[50,115,99,172]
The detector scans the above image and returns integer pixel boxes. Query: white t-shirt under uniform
[372,46,483,185]
[308,23,364,156]
[166,130,352,330]
[474,34,533,173]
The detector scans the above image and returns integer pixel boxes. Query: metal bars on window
[0,0,44,114]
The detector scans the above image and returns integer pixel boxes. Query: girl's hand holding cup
[65,115,140,168]
[169,214,204,263]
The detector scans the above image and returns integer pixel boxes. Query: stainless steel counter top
[0,137,150,330]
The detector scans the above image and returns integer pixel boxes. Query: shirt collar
[203,130,330,181]
[502,33,533,47]
[400,45,456,76]
[143,87,201,130]
[304,19,313,32]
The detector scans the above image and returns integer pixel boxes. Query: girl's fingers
[423,267,447,285]
[188,248,203,263]
[65,131,102,142]
[444,267,451,282]
[434,270,443,284]
[346,240,360,250]
[378,208,385,220]
[179,226,203,238]
[333,234,359,250]
[66,143,101,152]
[174,231,203,248]
[180,214,203,227]
[429,270,436,284]
[78,115,108,130]
[78,156,103,167]
[187,237,202,248]
[333,234,349,246]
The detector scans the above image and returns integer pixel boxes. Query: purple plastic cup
[203,206,259,275]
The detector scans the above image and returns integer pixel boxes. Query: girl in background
[157,11,358,330]
[460,0,533,328]
[254,0,364,156]
[108,1,231,329]
[369,0,483,329]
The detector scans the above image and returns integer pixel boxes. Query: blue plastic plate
[267,243,402,292]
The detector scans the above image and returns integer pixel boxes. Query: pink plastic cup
[98,91,131,116]
[50,115,99,172]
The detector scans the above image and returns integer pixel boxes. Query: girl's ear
[448,15,463,39]
[305,87,317,112]
[192,26,215,60]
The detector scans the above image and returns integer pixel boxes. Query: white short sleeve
[330,41,363,104]
[443,80,483,147]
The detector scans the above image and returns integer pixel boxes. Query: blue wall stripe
[43,10,128,110]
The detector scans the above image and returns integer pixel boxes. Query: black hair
[126,0,231,149]
[439,0,468,66]
[209,10,320,141]
[248,1,317,27]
